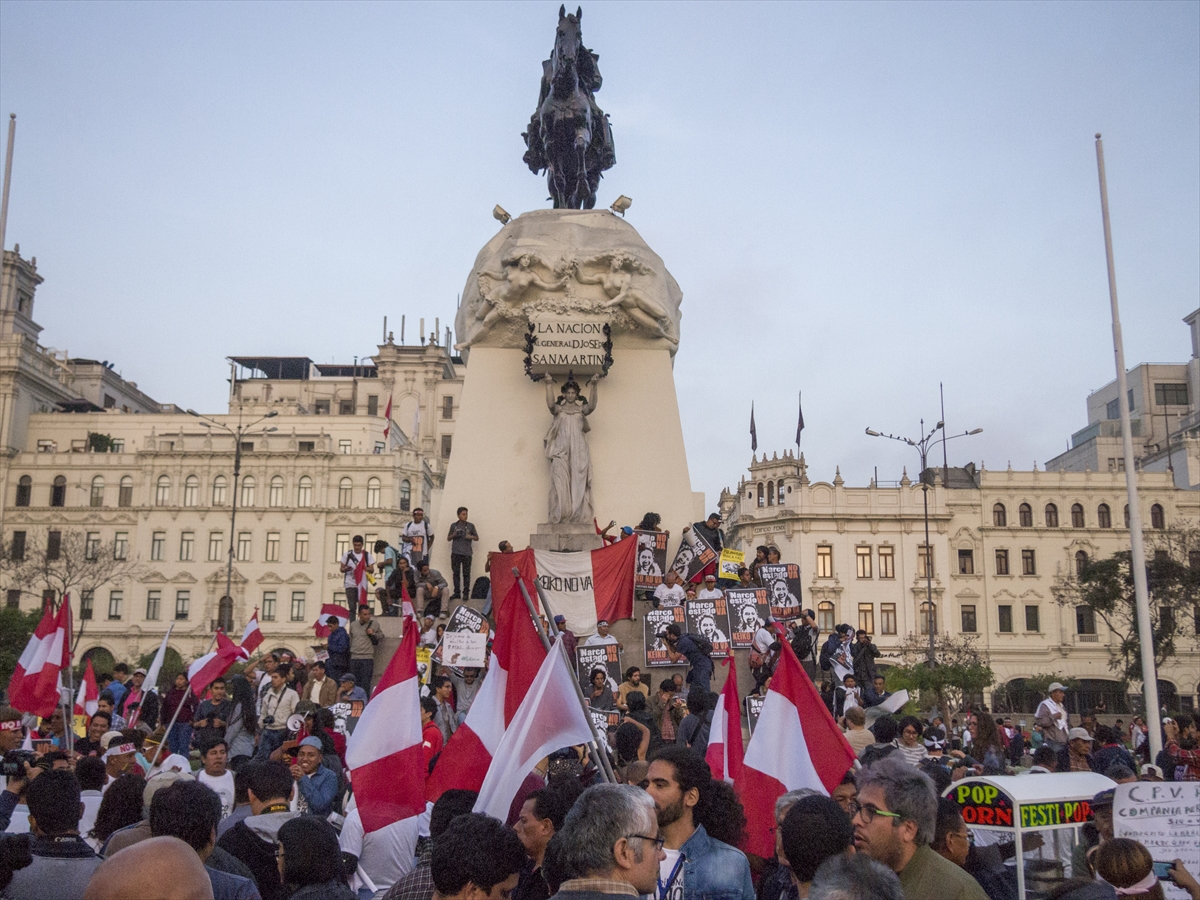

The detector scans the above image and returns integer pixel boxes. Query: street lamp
[865,421,983,664]
[187,408,278,626]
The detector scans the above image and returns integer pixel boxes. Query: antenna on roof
[401,315,406,345]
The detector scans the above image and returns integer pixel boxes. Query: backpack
[790,625,815,662]
[687,633,714,657]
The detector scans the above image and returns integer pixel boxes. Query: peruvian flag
[8,598,72,718]
[74,658,100,718]
[314,603,351,638]
[706,659,744,785]
[353,552,369,607]
[474,636,594,819]
[426,581,547,800]
[489,538,636,637]
[734,640,857,859]
[346,616,426,832]
[382,395,393,441]
[239,610,263,657]
[187,632,244,696]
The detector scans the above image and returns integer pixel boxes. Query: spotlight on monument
[610,195,632,216]
[865,428,881,437]
[493,205,512,225]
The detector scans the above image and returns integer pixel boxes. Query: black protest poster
[669,531,717,583]
[745,694,765,736]
[432,605,490,668]
[634,531,669,588]
[644,607,686,667]
[576,643,622,691]
[683,598,732,658]
[725,588,770,648]
[759,563,803,620]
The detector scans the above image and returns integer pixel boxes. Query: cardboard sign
[433,605,490,666]
[441,631,488,668]
[670,530,718,583]
[587,706,614,751]
[684,598,732,658]
[745,694,765,736]
[1115,782,1200,900]
[416,647,432,685]
[759,563,803,620]
[329,700,365,736]
[718,548,745,581]
[726,588,770,648]
[577,644,622,690]
[644,607,686,666]
[634,531,669,588]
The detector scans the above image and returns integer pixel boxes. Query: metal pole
[147,633,218,769]
[922,453,935,665]
[0,115,15,258]
[224,433,241,612]
[1095,134,1161,760]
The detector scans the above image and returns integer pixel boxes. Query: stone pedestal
[530,522,603,552]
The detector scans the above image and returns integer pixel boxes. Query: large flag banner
[144,624,175,692]
[432,605,490,669]
[314,603,351,638]
[735,641,857,859]
[726,588,770,648]
[239,610,263,657]
[9,599,71,718]
[670,529,717,584]
[644,607,685,666]
[759,563,803,620]
[490,539,636,637]
[187,632,244,696]
[74,658,99,718]
[634,531,669,589]
[684,598,731,658]
[576,644,621,691]
[706,661,744,785]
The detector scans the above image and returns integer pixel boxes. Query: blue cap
[299,736,323,750]
[621,526,633,535]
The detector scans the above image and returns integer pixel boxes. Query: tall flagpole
[1095,134,1161,762]
[0,114,15,258]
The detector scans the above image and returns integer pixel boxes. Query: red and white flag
[706,659,744,785]
[314,603,351,638]
[382,395,393,441]
[426,581,547,801]
[8,598,72,718]
[239,609,263,657]
[734,641,857,859]
[474,635,594,820]
[74,658,99,718]
[346,616,426,833]
[353,552,369,607]
[187,632,243,696]
[489,538,636,636]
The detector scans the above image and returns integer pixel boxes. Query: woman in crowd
[276,816,356,900]
[160,673,198,757]
[749,545,770,584]
[969,712,1007,775]
[1093,838,1166,900]
[894,716,929,766]
[89,773,146,847]
[586,668,614,710]
[224,675,259,770]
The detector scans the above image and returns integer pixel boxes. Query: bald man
[83,836,215,900]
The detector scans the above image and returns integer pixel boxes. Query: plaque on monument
[526,314,613,378]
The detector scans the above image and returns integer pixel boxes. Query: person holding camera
[1,708,38,833]
[853,629,882,702]
[254,667,299,761]
[788,609,820,680]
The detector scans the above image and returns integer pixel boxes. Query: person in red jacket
[421,696,444,770]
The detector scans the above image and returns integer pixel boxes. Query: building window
[1045,503,1058,527]
[90,476,105,507]
[108,591,123,620]
[338,478,353,509]
[400,479,411,512]
[998,605,1013,633]
[265,532,280,562]
[294,532,309,562]
[297,476,313,508]
[114,532,128,560]
[1071,503,1085,528]
[995,549,1009,575]
[777,480,786,504]
[183,475,199,507]
[5,590,19,609]
[262,592,277,622]
[212,476,227,506]
[51,475,66,507]
[1124,504,1130,528]
[339,400,354,415]
[441,434,453,459]
[816,545,833,578]
[241,476,256,508]
[957,549,974,575]
[366,477,381,509]
[374,442,385,454]
[155,475,171,506]
[367,395,378,416]
[817,602,835,633]
[961,605,977,633]
[856,546,872,579]
[339,440,352,455]
[80,591,94,620]
[240,441,254,453]
[47,531,62,561]
[335,534,350,559]
[15,475,31,507]
[208,532,224,562]
[1106,398,1120,420]
[298,441,315,453]
[767,482,775,507]
[237,532,252,562]
[1025,605,1040,632]
[1155,382,1189,406]
[37,440,57,453]
[151,532,165,561]
[10,531,26,561]
[880,603,897,635]
[218,595,234,632]
[1018,503,1032,527]
[1150,504,1165,529]
[315,400,330,415]
[1075,550,1089,577]
[1098,503,1112,528]
[992,503,1006,526]
[175,591,190,620]
[757,483,764,508]
[84,532,101,560]
[146,590,161,621]
[290,591,306,622]
[1076,605,1097,635]
[858,603,874,634]
[878,546,895,579]
[917,545,933,579]
[1021,549,1036,575]
[180,531,195,562]
[442,396,454,420]
[1107,457,1126,473]
[918,602,937,635]
[269,476,284,507]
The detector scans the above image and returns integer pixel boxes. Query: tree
[888,632,995,717]
[87,432,116,453]
[0,606,41,689]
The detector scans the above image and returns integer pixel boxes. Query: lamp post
[866,421,982,664]
[187,407,278,625]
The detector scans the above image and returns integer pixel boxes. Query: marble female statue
[572,254,677,344]
[544,376,598,523]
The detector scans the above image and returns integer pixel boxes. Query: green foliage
[0,607,42,689]
[1024,673,1081,696]
[890,633,995,716]
[87,432,116,453]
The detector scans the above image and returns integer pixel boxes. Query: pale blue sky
[1,1,1197,509]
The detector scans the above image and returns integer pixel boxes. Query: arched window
[817,601,835,633]
[118,476,133,507]
[240,476,256,508]
[1071,503,1085,528]
[1097,503,1112,528]
[217,595,234,633]
[1044,503,1058,527]
[1150,503,1165,529]
[51,475,66,507]
[338,478,353,509]
[400,479,411,512]
[1019,503,1033,527]
[296,476,312,508]
[212,476,227,506]
[757,483,765,508]
[155,475,171,506]
[919,601,938,635]
[1124,504,1130,528]
[992,503,1007,527]
[183,475,199,507]
[366,477,381,509]
[90,476,105,508]
[269,476,284,508]
[1075,550,1089,578]
[15,475,31,507]
[778,480,786,504]
[767,481,775,506]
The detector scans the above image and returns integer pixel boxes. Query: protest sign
[432,605,490,667]
[415,647,432,685]
[718,548,745,581]
[759,563,803,620]
[329,699,365,736]
[726,588,771,648]
[442,631,488,668]
[587,703,622,731]
[670,530,717,583]
[577,643,622,691]
[634,530,669,588]
[745,694,765,736]
[684,598,732,658]
[1114,782,1199,900]
[644,607,686,667]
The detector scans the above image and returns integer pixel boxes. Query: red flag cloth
[353,553,368,607]
[346,617,426,832]
[706,659,744,784]
[383,395,393,441]
[8,600,71,718]
[187,633,244,696]
[74,659,99,718]
[238,610,263,657]
[734,640,857,859]
[314,604,351,638]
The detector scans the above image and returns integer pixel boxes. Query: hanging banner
[758,563,803,620]
[634,530,669,589]
[684,598,731,658]
[645,607,686,667]
[577,644,622,691]
[718,548,745,581]
[726,588,770,648]
[670,529,717,583]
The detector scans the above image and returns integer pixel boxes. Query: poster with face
[644,607,686,666]
[577,644,622,692]
[725,587,770,648]
[329,700,365,736]
[670,529,717,583]
[432,605,490,669]
[684,598,732,658]
[718,548,745,581]
[745,694,765,736]
[759,563,803,620]
[587,704,622,732]
[634,530,669,588]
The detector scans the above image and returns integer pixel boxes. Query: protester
[1092,838,1165,900]
[101,770,193,857]
[339,535,374,608]
[661,623,714,698]
[968,714,1006,775]
[218,770,253,839]
[380,789,478,900]
[417,560,449,620]
[781,795,854,896]
[402,508,434,565]
[161,672,200,757]
[421,697,445,767]
[302,661,338,708]
[430,814,525,900]
[348,604,381,693]
[216,761,299,900]
[196,738,237,820]
[446,506,480,600]
[653,570,686,609]
[6,770,102,900]
[290,737,337,818]
[932,796,1017,900]
[675,691,714,758]
[447,668,485,725]
[255,667,299,761]
[90,773,146,847]
[337,673,369,704]
[432,676,458,742]
[82,836,215,900]
[76,711,113,758]
[326,619,351,683]
[583,620,623,652]
[788,610,820,679]
[808,854,904,900]
[894,716,928,767]
[339,797,420,898]
[1034,683,1070,753]
[514,788,572,900]
[841,706,874,757]
[117,668,160,729]
[275,816,355,900]
[616,667,650,712]
[224,675,259,770]
[1059,727,1097,774]
[193,677,233,749]
[76,757,107,848]
[554,616,578,659]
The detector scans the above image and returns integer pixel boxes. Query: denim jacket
[678,824,756,900]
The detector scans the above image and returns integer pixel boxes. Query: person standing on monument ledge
[401,507,434,566]
[684,514,724,584]
[446,506,479,601]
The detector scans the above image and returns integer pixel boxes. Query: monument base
[530,522,604,552]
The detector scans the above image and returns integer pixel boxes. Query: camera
[1,749,37,779]
[263,716,275,726]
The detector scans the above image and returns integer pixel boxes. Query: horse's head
[553,5,583,71]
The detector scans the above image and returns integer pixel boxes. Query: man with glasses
[851,757,987,900]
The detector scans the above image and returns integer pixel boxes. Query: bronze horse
[522,6,616,210]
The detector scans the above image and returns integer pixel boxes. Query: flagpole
[512,570,616,784]
[147,632,218,770]
[62,594,74,755]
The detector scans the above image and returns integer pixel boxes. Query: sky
[1,1,1197,509]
